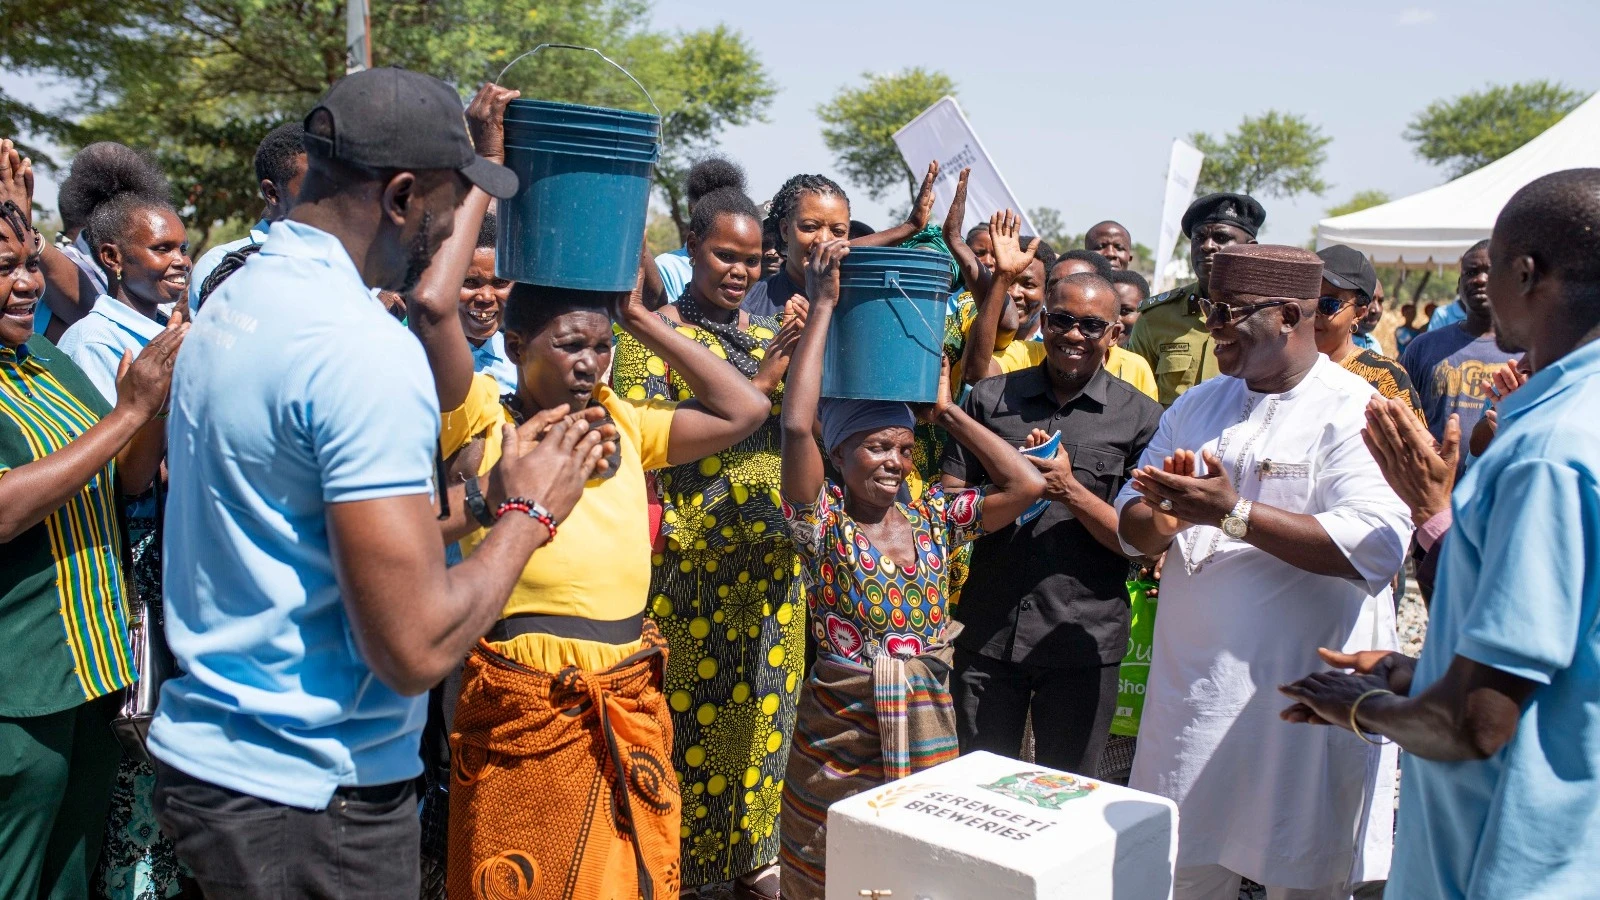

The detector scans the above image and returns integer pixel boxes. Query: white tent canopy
[1317,91,1600,265]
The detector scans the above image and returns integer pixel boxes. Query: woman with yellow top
[435,278,768,899]
[401,87,771,900]
[611,185,805,898]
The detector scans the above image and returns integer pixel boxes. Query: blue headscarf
[819,398,916,453]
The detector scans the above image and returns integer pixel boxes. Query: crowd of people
[0,63,1595,900]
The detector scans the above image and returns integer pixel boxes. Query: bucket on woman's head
[494,45,661,292]
[822,246,953,403]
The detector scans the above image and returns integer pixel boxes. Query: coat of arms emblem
[979,770,1097,810]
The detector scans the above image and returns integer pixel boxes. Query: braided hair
[763,173,849,246]
[196,244,264,308]
[0,200,31,245]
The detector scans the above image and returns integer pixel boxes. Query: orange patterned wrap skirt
[448,622,681,899]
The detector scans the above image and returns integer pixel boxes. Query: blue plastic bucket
[494,45,661,292]
[822,246,953,402]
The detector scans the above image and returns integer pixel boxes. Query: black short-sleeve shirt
[741,267,803,320]
[941,364,1162,667]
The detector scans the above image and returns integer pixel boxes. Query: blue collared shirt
[55,294,166,405]
[470,331,518,393]
[654,245,691,302]
[1388,338,1600,899]
[149,219,439,809]
[1427,297,1466,331]
[188,218,271,309]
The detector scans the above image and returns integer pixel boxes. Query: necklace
[1182,393,1280,575]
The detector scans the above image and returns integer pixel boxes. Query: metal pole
[346,0,371,73]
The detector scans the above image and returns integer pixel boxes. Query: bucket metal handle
[494,43,663,140]
[885,275,945,356]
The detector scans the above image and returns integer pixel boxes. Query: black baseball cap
[1316,244,1377,303]
[301,67,518,200]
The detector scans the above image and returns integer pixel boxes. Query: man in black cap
[1127,191,1265,406]
[149,71,613,897]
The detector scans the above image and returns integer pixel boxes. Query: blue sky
[9,0,1600,251]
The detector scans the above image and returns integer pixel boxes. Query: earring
[1350,322,1359,334]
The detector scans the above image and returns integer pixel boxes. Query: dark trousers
[0,694,122,900]
[153,761,419,900]
[953,647,1120,777]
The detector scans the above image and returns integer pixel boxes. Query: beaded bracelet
[496,497,558,540]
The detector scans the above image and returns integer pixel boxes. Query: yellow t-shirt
[440,373,677,622]
[1105,346,1159,401]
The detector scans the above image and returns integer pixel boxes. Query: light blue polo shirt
[654,245,691,302]
[149,219,440,809]
[188,218,270,309]
[470,331,518,393]
[1387,338,1600,899]
[55,294,166,405]
[1427,297,1466,331]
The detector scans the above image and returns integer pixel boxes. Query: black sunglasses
[1042,311,1112,340]
[1316,295,1370,317]
[1197,297,1292,326]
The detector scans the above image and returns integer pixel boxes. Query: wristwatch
[1220,498,1253,539]
[463,475,497,529]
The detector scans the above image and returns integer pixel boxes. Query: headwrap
[1209,244,1323,300]
[676,289,764,378]
[897,224,959,284]
[819,398,916,453]
[1181,192,1267,238]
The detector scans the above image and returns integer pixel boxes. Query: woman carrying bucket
[775,238,1043,900]
[409,82,771,900]
[610,185,805,898]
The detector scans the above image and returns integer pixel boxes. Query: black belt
[486,611,645,645]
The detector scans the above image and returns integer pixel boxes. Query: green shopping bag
[1110,579,1158,737]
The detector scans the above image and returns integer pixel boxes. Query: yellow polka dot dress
[612,315,805,887]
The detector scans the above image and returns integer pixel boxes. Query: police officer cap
[1182,192,1266,239]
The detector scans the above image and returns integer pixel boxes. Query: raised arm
[0,141,95,330]
[405,83,517,411]
[331,414,611,695]
[614,274,769,466]
[941,167,990,298]
[0,319,187,541]
[780,239,849,505]
[851,161,939,248]
[960,209,1034,387]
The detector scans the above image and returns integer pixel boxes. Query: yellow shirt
[1106,346,1159,401]
[440,373,676,622]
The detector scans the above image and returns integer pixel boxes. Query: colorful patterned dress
[610,313,805,888]
[776,481,986,899]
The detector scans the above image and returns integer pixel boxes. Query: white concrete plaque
[826,750,1177,900]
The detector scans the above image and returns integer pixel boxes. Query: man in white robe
[1115,244,1412,899]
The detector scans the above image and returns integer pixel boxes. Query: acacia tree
[1404,80,1585,178]
[1,0,773,251]
[817,68,955,207]
[1191,110,1330,201]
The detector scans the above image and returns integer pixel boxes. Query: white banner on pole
[346,0,371,74]
[1152,139,1206,293]
[893,97,1036,238]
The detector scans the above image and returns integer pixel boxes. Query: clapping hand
[752,312,806,396]
[1131,449,1238,533]
[114,313,190,421]
[1361,397,1457,525]
[492,405,617,525]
